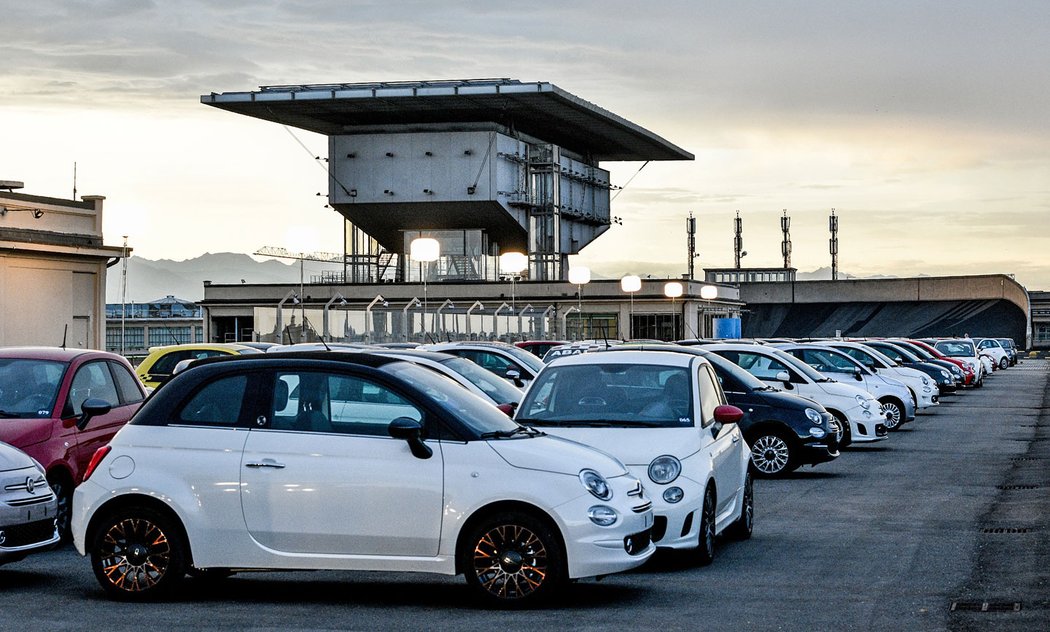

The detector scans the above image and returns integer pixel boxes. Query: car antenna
[601,324,610,349]
[60,323,68,349]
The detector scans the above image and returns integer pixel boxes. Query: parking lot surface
[2,361,1047,631]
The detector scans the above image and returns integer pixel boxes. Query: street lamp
[568,266,590,340]
[410,237,440,338]
[323,293,347,342]
[402,297,422,340]
[436,299,455,340]
[664,281,684,342]
[276,290,300,344]
[364,294,388,344]
[620,274,641,340]
[700,285,717,338]
[500,251,528,309]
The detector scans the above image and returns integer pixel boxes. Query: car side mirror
[713,404,744,424]
[496,402,517,416]
[853,367,863,380]
[388,417,432,459]
[77,398,112,430]
[775,371,791,383]
[504,369,525,387]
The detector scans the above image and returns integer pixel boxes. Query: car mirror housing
[77,398,113,430]
[775,371,791,383]
[713,404,744,425]
[388,417,433,459]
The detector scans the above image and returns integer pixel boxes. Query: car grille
[0,519,57,549]
[624,528,652,555]
[5,493,55,507]
[632,501,653,514]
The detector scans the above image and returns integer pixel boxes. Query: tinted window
[177,374,247,426]
[697,365,722,427]
[109,361,145,405]
[270,371,422,437]
[69,361,120,415]
[381,362,518,435]
[518,363,694,427]
[441,356,523,403]
[150,350,193,376]
[0,358,65,417]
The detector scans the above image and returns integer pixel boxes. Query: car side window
[270,371,423,437]
[68,361,121,416]
[177,375,247,427]
[149,350,193,377]
[463,350,517,375]
[109,361,145,405]
[697,365,721,428]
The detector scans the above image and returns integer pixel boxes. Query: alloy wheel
[881,401,903,430]
[750,434,791,475]
[93,513,181,598]
[472,523,550,600]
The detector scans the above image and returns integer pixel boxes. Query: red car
[0,347,146,536]
[906,339,975,385]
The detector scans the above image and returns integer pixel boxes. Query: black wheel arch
[744,420,802,448]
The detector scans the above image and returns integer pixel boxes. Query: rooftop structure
[202,79,692,282]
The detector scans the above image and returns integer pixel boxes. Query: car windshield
[796,348,866,374]
[876,343,920,363]
[700,352,769,391]
[835,344,892,368]
[0,358,66,418]
[498,345,545,374]
[769,349,829,382]
[380,361,520,435]
[893,341,932,360]
[935,340,976,357]
[517,363,694,428]
[441,357,524,404]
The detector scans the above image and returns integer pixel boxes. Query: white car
[1,441,60,565]
[423,341,545,388]
[704,344,889,446]
[933,339,986,387]
[73,353,654,606]
[818,341,940,411]
[772,343,916,430]
[975,338,1010,370]
[515,350,753,563]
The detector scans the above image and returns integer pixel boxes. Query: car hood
[817,380,872,400]
[0,441,41,473]
[522,427,702,466]
[487,434,629,477]
[754,389,825,411]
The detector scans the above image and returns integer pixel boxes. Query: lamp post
[499,251,528,309]
[493,302,511,340]
[276,289,300,345]
[323,293,347,342]
[410,237,440,339]
[700,284,717,338]
[436,299,455,340]
[620,274,641,340]
[664,281,684,342]
[466,301,484,339]
[517,304,534,339]
[364,294,387,344]
[402,297,422,340]
[561,306,580,340]
[540,305,556,340]
[567,266,590,340]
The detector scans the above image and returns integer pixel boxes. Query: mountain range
[105,252,868,304]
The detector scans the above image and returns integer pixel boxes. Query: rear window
[177,374,248,427]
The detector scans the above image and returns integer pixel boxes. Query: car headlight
[805,407,823,424]
[940,370,951,380]
[663,487,685,503]
[856,394,871,409]
[579,469,612,501]
[587,505,619,526]
[648,455,682,484]
[920,375,929,385]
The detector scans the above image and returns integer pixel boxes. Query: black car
[605,344,840,477]
[866,341,958,393]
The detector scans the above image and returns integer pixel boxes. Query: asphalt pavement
[1,360,1046,631]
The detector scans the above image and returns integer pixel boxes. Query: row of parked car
[0,333,1016,606]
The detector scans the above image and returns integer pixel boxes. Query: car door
[64,359,140,475]
[698,363,743,518]
[240,368,444,558]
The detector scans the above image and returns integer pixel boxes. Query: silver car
[1,441,60,565]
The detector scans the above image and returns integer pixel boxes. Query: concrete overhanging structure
[738,274,1031,345]
[202,79,693,282]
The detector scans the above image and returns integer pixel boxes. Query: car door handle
[245,459,286,469]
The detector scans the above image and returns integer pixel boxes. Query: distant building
[1030,291,1050,349]
[0,180,126,348]
[706,267,797,284]
[105,295,204,361]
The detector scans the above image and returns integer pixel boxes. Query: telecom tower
[734,210,744,268]
[829,208,839,280]
[687,212,697,280]
[781,209,792,269]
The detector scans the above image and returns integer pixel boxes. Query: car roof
[366,348,458,363]
[146,343,257,353]
[547,349,695,368]
[189,349,403,371]
[0,346,113,362]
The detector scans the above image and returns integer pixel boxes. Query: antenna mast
[734,211,743,268]
[686,212,697,280]
[780,209,792,269]
[829,208,839,280]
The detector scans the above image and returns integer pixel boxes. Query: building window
[566,313,619,341]
[1035,323,1050,346]
[631,314,683,342]
[148,326,192,346]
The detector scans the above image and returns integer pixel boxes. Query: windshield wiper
[480,426,541,439]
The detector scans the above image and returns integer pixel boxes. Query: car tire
[831,412,852,448]
[692,486,717,566]
[462,511,566,607]
[725,473,754,540]
[879,398,904,430]
[90,506,187,601]
[748,431,797,477]
[47,473,73,541]
[999,357,1009,370]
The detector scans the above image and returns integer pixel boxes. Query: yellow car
[135,343,261,389]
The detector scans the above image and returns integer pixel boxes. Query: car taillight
[83,446,111,482]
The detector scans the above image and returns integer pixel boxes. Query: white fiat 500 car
[1,441,60,565]
[704,344,888,447]
[818,340,941,410]
[515,350,752,564]
[73,352,655,606]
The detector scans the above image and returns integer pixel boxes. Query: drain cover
[997,485,1040,490]
[950,601,1022,612]
[981,527,1031,534]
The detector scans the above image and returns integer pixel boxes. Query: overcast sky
[2,1,1048,288]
